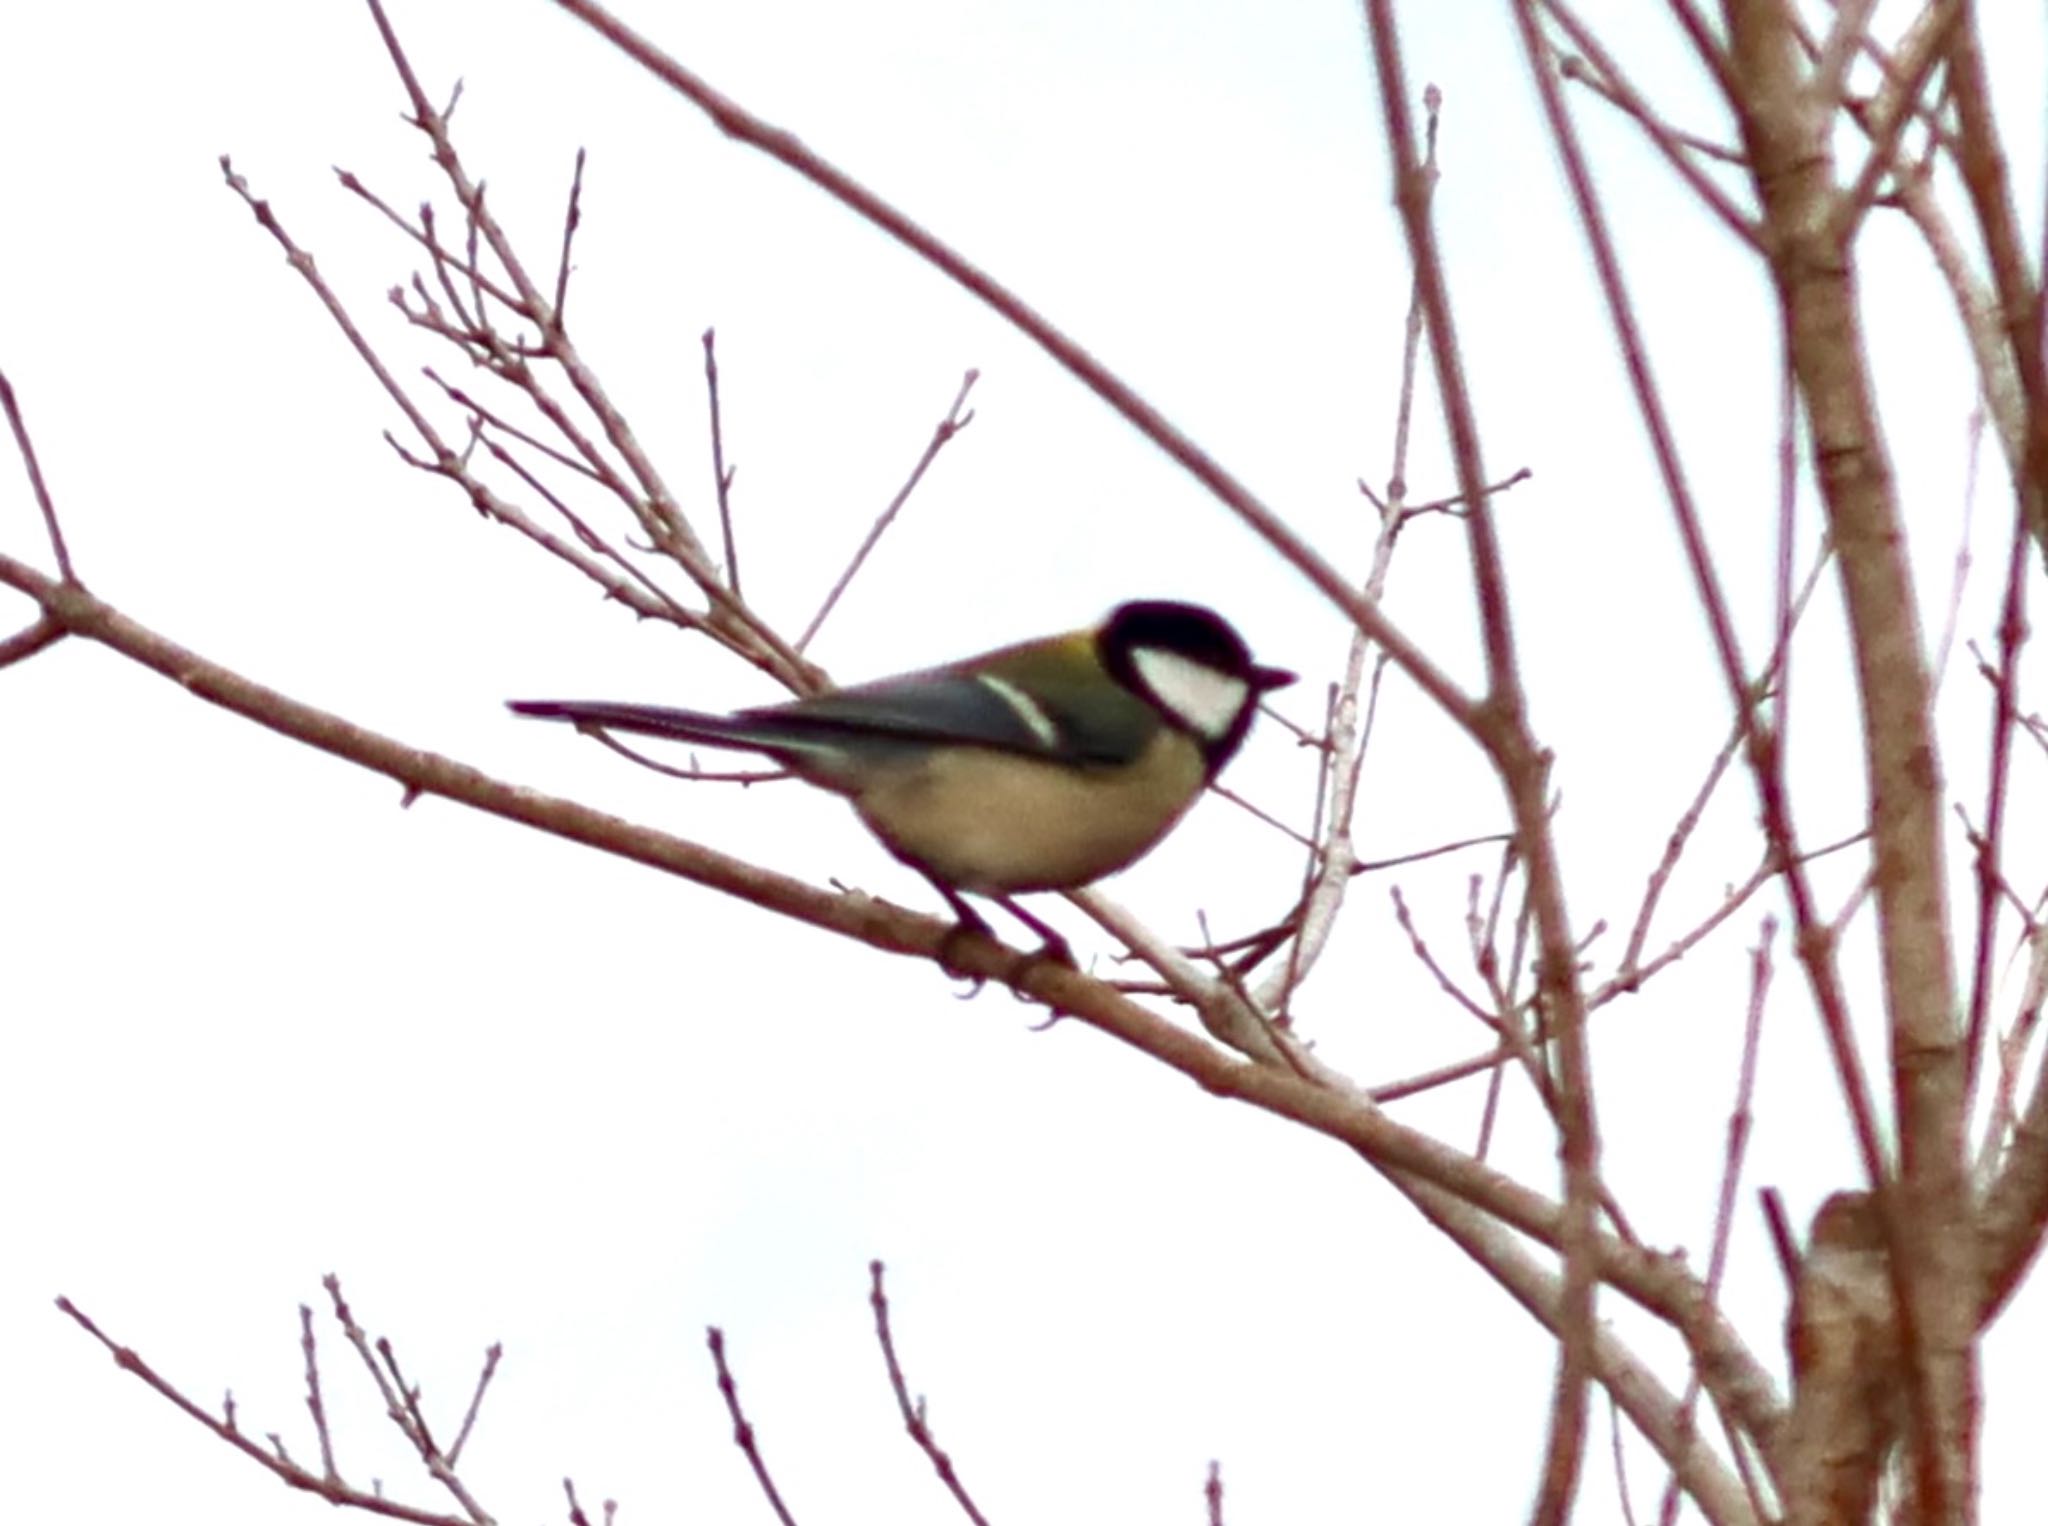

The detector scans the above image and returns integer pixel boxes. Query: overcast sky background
[5,3,2047,1522]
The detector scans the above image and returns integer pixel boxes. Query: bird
[509,599,1293,963]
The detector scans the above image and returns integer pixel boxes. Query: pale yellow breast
[849,730,1208,894]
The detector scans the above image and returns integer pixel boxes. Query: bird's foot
[938,916,995,996]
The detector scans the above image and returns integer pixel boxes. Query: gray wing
[753,670,1154,765]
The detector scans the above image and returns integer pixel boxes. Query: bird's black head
[1098,600,1294,769]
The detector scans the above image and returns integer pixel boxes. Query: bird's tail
[507,692,851,757]
[508,699,778,751]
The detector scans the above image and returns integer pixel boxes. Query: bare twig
[868,1262,990,1526]
[1964,480,2034,1108]
[355,5,817,690]
[1542,2,1759,244]
[1978,923,2048,1177]
[1609,1389,1641,1526]
[300,1304,341,1484]
[798,369,978,652]
[55,1295,488,1526]
[1596,830,1867,1011]
[705,1328,800,1526]
[1654,920,1775,1526]
[224,157,716,644]
[1621,536,1833,981]
[1362,468,1536,522]
[334,169,514,309]
[1256,82,1445,1015]
[1355,831,1517,875]
[322,1278,493,1526]
[702,328,740,594]
[447,1343,503,1468]
[1392,885,1502,1028]
[1209,779,1319,852]
[553,147,587,327]
[1979,966,2048,1320]
[0,614,64,668]
[561,1479,615,1526]
[1618,723,1742,977]
[0,369,76,580]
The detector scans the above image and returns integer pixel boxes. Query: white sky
[4,3,2046,1522]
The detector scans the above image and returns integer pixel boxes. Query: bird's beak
[1254,664,1296,692]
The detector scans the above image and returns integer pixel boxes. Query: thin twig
[561,1479,615,1526]
[868,1262,991,1526]
[54,1295,485,1526]
[1258,84,1443,1015]
[1364,464,1535,520]
[447,1343,503,1468]
[1354,830,1516,875]
[1596,830,1867,1010]
[1610,1388,1641,1526]
[1654,919,1775,1526]
[1931,406,1989,694]
[1391,885,1502,1028]
[1979,924,2048,1180]
[300,1304,340,1484]
[1964,470,2033,1108]
[357,1,818,690]
[705,1328,800,1526]
[0,369,75,580]
[799,370,978,652]
[334,168,524,312]
[1209,779,1319,852]
[1619,534,1830,980]
[425,370,608,484]
[323,1277,495,1526]
[1542,2,1759,244]
[702,328,740,594]
[225,158,710,639]
[553,148,587,327]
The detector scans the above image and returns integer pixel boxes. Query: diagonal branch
[543,0,1482,739]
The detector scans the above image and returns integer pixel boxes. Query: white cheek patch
[1130,646,1250,741]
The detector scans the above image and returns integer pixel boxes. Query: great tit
[509,600,1294,960]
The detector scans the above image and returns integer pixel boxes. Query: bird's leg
[930,881,997,993]
[924,879,1074,997]
[992,895,1075,969]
